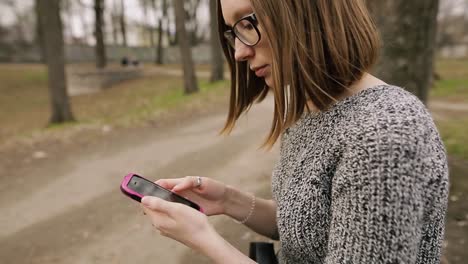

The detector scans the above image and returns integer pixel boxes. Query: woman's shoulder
[342,84,427,117]
[339,84,432,126]
[284,84,440,148]
[337,84,442,149]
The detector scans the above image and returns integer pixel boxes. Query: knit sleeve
[324,112,446,264]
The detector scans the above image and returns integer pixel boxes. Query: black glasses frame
[224,13,261,48]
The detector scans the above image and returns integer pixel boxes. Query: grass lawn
[0,64,229,143]
[431,58,468,101]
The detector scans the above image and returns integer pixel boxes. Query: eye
[243,24,254,30]
[237,20,254,31]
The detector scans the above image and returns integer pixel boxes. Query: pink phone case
[120,173,203,213]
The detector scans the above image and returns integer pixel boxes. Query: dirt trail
[0,96,279,264]
[429,101,468,112]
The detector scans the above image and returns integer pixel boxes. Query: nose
[234,39,254,62]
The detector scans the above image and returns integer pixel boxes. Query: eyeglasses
[224,13,261,49]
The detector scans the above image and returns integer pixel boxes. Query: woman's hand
[155,176,229,216]
[141,196,257,264]
[141,196,217,250]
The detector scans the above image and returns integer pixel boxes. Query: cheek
[255,33,272,59]
[265,75,273,87]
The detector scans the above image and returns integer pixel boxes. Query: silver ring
[195,176,202,188]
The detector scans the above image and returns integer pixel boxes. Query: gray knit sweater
[271,85,449,264]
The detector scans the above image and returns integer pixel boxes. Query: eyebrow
[224,8,253,27]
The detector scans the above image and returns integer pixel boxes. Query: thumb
[142,196,173,214]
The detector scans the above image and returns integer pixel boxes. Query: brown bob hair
[217,0,380,148]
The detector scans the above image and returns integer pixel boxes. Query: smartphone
[120,173,202,212]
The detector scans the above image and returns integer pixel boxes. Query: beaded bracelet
[234,194,256,224]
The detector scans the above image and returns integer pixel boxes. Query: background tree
[119,0,128,47]
[173,0,199,94]
[185,0,202,45]
[437,0,468,49]
[168,1,179,46]
[140,0,155,47]
[111,0,120,45]
[367,0,440,104]
[209,0,224,82]
[34,0,45,63]
[2,1,27,45]
[36,0,75,124]
[95,0,107,68]
[153,0,168,64]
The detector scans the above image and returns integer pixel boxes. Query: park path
[0,94,279,263]
[429,100,468,112]
[144,65,231,79]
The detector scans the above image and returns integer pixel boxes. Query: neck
[306,73,387,112]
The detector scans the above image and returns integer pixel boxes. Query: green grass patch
[0,63,228,143]
[431,59,468,101]
[115,79,228,125]
[436,117,468,160]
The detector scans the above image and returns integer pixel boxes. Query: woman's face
[220,0,273,87]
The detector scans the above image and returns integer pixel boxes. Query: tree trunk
[156,17,164,64]
[37,0,75,124]
[111,0,119,45]
[173,0,199,94]
[152,0,164,64]
[120,0,127,47]
[94,0,107,68]
[34,0,45,63]
[209,0,224,82]
[367,0,440,104]
[169,1,178,47]
[186,0,201,46]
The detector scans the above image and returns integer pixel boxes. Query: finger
[143,206,167,219]
[172,176,199,192]
[142,196,175,215]
[142,207,173,230]
[155,178,183,189]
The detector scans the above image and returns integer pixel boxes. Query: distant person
[139,0,449,263]
[120,56,129,67]
[131,58,140,67]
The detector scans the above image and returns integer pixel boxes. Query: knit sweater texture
[271,85,449,264]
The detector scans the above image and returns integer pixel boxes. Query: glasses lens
[234,19,259,46]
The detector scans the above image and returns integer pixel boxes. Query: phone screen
[127,175,200,210]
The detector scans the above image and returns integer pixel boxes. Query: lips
[252,65,268,77]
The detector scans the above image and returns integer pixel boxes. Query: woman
[141,0,449,263]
